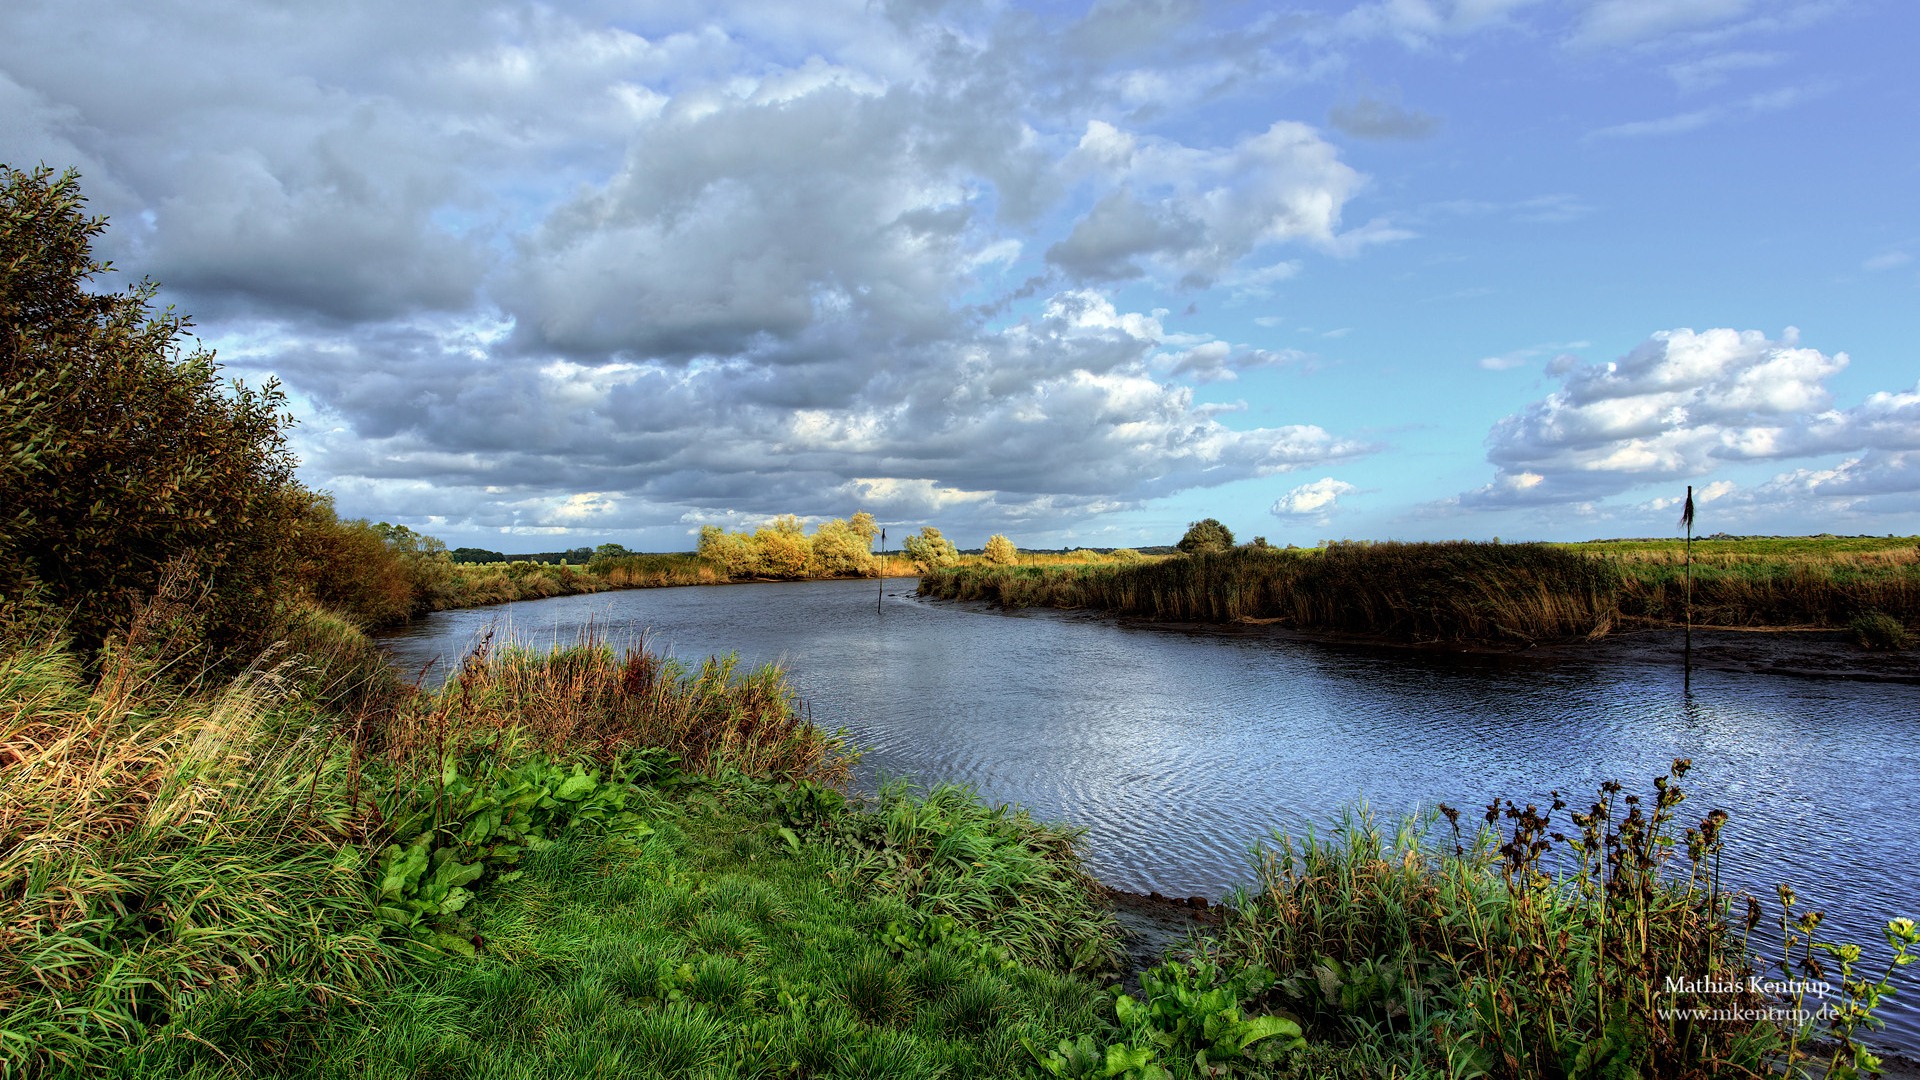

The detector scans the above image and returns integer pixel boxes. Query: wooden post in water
[1680,485,1695,689]
[877,526,886,614]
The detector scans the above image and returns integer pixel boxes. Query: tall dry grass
[1599,542,1920,629]
[0,612,385,1074]
[924,539,1920,642]
[382,633,851,787]
[923,542,1621,643]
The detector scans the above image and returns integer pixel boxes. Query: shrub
[983,535,1017,565]
[1,166,303,663]
[1176,518,1234,555]
[1848,611,1909,650]
[903,527,959,571]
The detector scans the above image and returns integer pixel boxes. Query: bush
[1848,611,1910,650]
[903,526,959,571]
[1,166,302,663]
[1176,518,1234,555]
[983,534,1017,565]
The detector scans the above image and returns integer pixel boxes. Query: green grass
[64,782,1114,1079]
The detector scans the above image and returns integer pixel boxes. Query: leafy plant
[1115,960,1305,1074]
[371,749,655,954]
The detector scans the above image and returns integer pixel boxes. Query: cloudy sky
[4,0,1916,550]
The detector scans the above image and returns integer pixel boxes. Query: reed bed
[922,539,1920,643]
[1591,539,1920,629]
[923,542,1621,643]
[386,633,851,788]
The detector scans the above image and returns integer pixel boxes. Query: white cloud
[1477,340,1591,371]
[1271,477,1358,516]
[1045,119,1382,284]
[1588,82,1826,140]
[1864,251,1912,272]
[1462,328,1920,509]
[1666,50,1783,92]
[0,0,1398,543]
[1573,0,1753,47]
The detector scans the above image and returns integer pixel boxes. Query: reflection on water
[379,577,1920,1052]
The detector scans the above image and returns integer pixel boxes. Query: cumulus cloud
[1046,118,1381,284]
[0,0,1407,544]
[1461,328,1920,509]
[1271,477,1358,517]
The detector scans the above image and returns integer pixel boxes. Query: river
[378,576,1920,1052]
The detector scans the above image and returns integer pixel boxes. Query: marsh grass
[922,537,1920,643]
[3,594,1137,1076]
[46,774,1119,1079]
[382,631,852,786]
[827,779,1124,974]
[1588,538,1920,630]
[0,630,384,1075]
[924,542,1621,643]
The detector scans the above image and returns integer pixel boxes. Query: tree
[808,517,876,577]
[1,166,303,661]
[753,519,812,577]
[902,526,959,570]
[1177,518,1235,555]
[983,534,1017,564]
[594,542,632,560]
[697,524,758,578]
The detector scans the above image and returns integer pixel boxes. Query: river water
[379,577,1920,1051]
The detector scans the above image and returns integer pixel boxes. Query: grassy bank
[6,612,1915,1077]
[919,538,1920,645]
[410,552,927,619]
[0,613,1122,1077]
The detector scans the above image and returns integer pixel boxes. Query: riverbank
[918,539,1918,675]
[1091,615,1920,683]
[8,620,1915,1077]
[412,555,926,619]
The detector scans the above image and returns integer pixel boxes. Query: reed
[1588,538,1920,629]
[923,542,1621,643]
[384,631,852,788]
[923,538,1920,643]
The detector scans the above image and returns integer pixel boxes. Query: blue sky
[3,0,1915,550]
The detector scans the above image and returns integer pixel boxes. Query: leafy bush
[372,748,656,956]
[1,166,303,662]
[984,534,1018,565]
[1848,611,1909,650]
[1176,519,1234,555]
[903,526,960,570]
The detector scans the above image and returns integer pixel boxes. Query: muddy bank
[1008,604,1920,684]
[1099,887,1222,993]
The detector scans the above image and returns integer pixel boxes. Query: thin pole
[878,526,886,614]
[1681,485,1694,689]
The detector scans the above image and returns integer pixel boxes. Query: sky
[3,0,1917,551]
